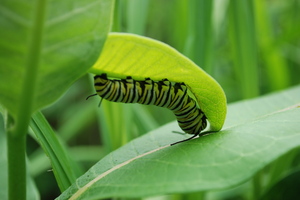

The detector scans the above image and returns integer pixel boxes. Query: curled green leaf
[89,33,227,131]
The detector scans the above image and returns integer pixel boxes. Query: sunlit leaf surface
[90,33,227,131]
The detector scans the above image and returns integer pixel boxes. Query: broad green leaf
[89,33,227,131]
[57,85,300,200]
[224,85,300,128]
[0,0,114,118]
[0,115,40,200]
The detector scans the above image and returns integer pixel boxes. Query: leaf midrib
[69,144,170,200]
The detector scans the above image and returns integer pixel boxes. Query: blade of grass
[254,0,290,91]
[30,111,83,191]
[276,0,300,48]
[28,148,51,177]
[126,0,149,35]
[112,0,122,32]
[229,0,259,99]
[168,0,189,52]
[185,0,214,74]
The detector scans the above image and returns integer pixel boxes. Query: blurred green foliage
[23,0,300,199]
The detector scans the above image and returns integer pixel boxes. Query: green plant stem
[6,114,27,200]
[7,135,27,199]
[6,0,47,199]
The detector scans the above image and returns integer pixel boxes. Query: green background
[1,0,300,199]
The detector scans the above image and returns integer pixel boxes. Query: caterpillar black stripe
[87,74,207,145]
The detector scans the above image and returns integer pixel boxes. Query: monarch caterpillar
[87,74,207,145]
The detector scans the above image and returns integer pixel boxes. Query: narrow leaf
[229,1,259,99]
[30,111,83,191]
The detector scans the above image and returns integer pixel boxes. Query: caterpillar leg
[170,133,199,146]
[86,93,97,100]
[97,98,104,107]
[86,93,104,107]
[170,131,215,146]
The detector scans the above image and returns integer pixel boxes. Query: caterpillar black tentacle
[86,93,97,100]
[88,73,207,145]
